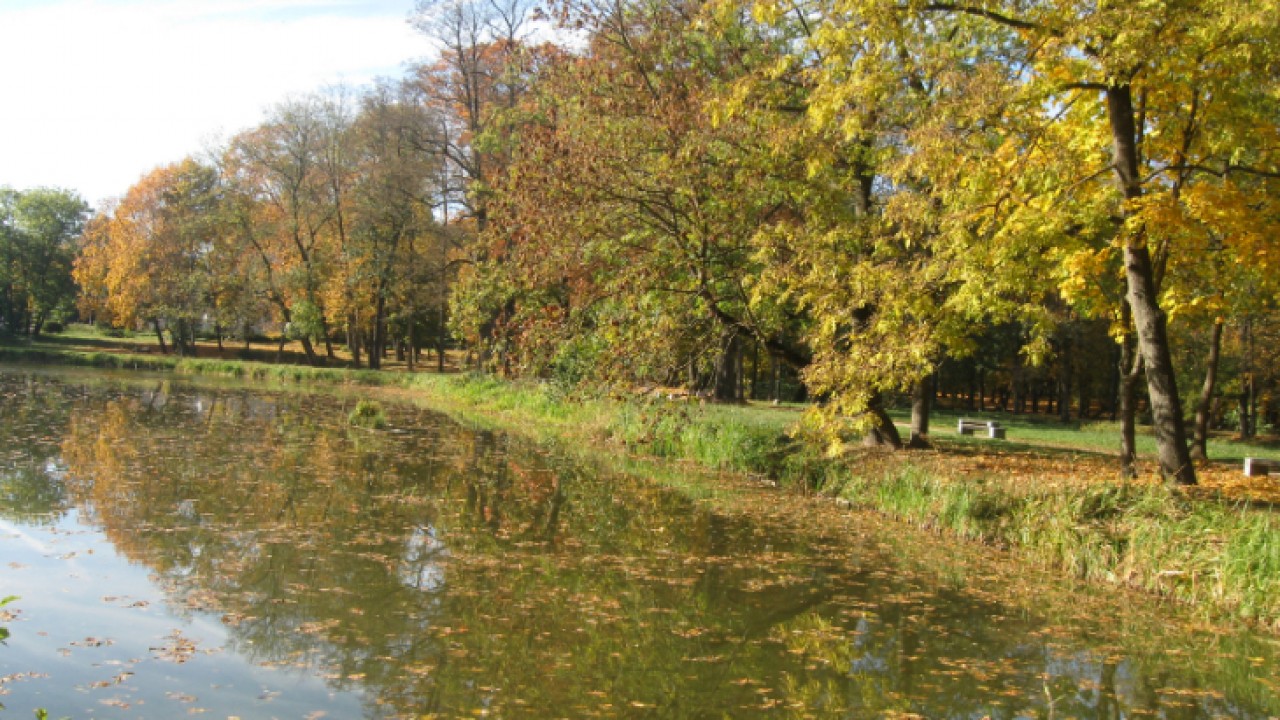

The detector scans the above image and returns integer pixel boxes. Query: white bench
[1243,457,1280,477]
[958,418,1006,439]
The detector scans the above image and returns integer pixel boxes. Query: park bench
[1243,457,1280,477]
[957,418,1007,439]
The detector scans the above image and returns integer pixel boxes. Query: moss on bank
[2,342,1278,631]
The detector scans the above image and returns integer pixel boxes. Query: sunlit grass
[913,408,1280,462]
[844,467,1280,629]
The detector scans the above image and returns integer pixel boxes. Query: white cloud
[0,0,429,208]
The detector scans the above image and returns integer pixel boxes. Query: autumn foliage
[67,0,1280,484]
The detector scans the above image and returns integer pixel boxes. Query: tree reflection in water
[0,368,1275,718]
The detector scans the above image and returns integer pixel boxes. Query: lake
[0,366,1276,718]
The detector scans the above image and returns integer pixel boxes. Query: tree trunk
[1123,244,1193,483]
[407,323,417,372]
[437,304,448,373]
[907,373,932,449]
[966,367,977,411]
[1239,382,1254,439]
[1118,304,1141,479]
[1058,328,1073,423]
[1077,352,1091,420]
[1013,354,1025,414]
[864,392,903,449]
[736,339,745,402]
[749,341,761,400]
[713,330,740,402]
[1109,340,1120,421]
[1107,84,1195,485]
[1239,319,1255,439]
[1189,320,1223,461]
[300,336,317,365]
[368,296,387,370]
[321,317,335,361]
[348,318,362,369]
[172,320,186,357]
[153,319,168,354]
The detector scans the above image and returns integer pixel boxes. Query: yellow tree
[709,0,1015,446]
[74,159,223,354]
[224,96,349,364]
[896,0,1280,484]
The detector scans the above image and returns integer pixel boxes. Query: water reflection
[0,367,1276,718]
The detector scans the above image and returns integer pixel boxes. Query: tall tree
[892,0,1280,484]
[74,160,222,354]
[225,96,349,364]
[458,0,821,401]
[411,0,537,231]
[0,187,89,335]
[346,81,445,369]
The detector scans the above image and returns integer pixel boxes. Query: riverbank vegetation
[3,0,1280,629]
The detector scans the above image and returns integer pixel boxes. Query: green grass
[911,408,1280,462]
[840,467,1280,629]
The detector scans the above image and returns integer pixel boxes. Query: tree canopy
[56,0,1280,484]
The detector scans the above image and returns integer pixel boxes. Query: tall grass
[842,467,1280,629]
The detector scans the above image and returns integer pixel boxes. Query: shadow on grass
[9,333,350,369]
[28,332,154,352]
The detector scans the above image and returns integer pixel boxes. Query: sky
[0,0,428,209]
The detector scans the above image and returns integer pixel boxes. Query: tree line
[7,0,1279,486]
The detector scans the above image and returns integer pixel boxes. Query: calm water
[0,367,1276,719]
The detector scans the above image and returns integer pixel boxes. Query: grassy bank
[841,468,1279,627]
[4,333,1280,631]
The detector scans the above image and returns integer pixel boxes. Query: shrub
[348,399,388,429]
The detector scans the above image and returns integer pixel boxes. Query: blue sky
[0,0,426,209]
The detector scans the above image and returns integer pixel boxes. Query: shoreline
[2,341,1277,633]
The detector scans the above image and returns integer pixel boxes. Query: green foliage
[0,187,88,337]
[1,595,16,644]
[348,399,388,429]
[287,299,326,343]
